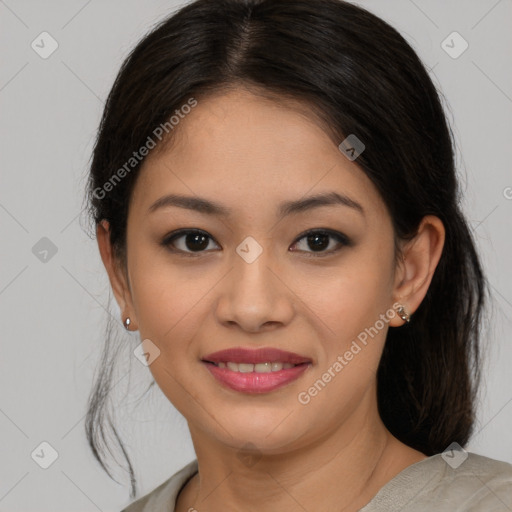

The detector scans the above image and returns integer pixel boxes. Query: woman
[85,0,512,510]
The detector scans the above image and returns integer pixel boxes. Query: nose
[214,239,295,333]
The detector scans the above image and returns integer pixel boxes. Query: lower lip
[202,362,311,394]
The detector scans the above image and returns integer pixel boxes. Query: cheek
[302,250,393,343]
[128,245,210,347]
[294,261,393,422]
[127,254,212,416]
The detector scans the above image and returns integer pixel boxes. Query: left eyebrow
[147,191,365,218]
[277,191,365,219]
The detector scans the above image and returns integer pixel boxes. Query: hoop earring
[397,305,411,324]
[124,317,131,330]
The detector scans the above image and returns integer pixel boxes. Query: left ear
[389,215,446,327]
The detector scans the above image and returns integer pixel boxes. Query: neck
[177,388,424,512]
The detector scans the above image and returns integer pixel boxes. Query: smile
[200,346,312,393]
[207,361,299,372]
[202,360,311,393]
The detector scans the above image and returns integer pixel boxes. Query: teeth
[236,363,254,373]
[255,362,272,373]
[217,361,297,372]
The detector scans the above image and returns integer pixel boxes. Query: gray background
[1,0,511,511]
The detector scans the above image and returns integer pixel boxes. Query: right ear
[96,220,137,328]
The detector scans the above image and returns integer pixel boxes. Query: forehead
[131,88,389,226]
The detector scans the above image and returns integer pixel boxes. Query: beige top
[121,452,512,511]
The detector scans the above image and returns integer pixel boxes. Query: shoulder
[120,459,199,512]
[405,452,512,511]
[436,452,512,510]
[361,451,512,512]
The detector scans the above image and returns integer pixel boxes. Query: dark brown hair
[84,0,489,499]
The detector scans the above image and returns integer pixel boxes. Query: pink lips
[201,347,312,394]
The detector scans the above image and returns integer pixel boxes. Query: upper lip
[202,347,312,365]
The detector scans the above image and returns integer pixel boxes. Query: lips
[201,347,312,365]
[201,347,312,394]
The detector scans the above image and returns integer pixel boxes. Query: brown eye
[162,230,219,254]
[290,229,351,256]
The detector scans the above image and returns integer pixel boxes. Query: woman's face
[118,88,404,453]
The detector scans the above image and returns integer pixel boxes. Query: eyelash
[161,228,351,258]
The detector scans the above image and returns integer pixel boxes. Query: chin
[208,414,308,455]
